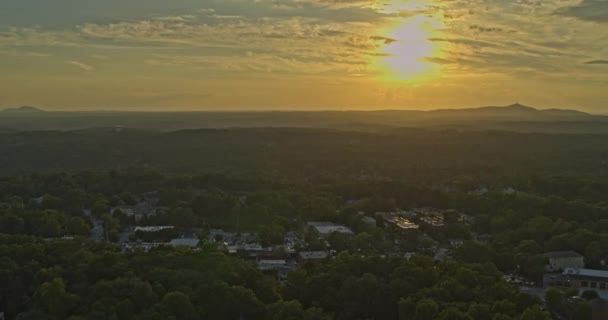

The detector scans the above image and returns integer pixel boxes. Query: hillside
[0,104,605,133]
[1,106,45,113]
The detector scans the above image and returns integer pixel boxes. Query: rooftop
[170,238,200,248]
[299,251,329,260]
[307,222,354,235]
[563,268,608,279]
[544,251,583,259]
[135,226,174,232]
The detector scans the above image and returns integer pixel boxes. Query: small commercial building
[545,268,608,290]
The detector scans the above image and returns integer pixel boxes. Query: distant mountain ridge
[0,103,604,134]
[0,104,592,116]
[404,103,595,122]
[1,106,45,113]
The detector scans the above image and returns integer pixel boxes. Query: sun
[372,1,445,83]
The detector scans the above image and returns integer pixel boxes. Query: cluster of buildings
[378,207,472,231]
[543,251,608,296]
[203,226,340,279]
[377,211,420,231]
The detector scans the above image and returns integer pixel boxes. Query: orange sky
[0,0,607,112]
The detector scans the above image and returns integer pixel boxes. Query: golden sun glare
[372,1,445,83]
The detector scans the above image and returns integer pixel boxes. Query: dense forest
[0,128,607,178]
[0,120,607,319]
[1,166,607,319]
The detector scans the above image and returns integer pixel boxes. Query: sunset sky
[1,0,607,111]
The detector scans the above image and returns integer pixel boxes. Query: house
[469,187,489,196]
[473,233,492,244]
[413,208,445,227]
[361,216,377,226]
[544,251,585,272]
[420,215,444,227]
[257,259,286,270]
[170,238,200,248]
[134,226,174,232]
[307,222,354,238]
[502,187,516,195]
[256,252,288,271]
[299,251,329,261]
[449,239,465,247]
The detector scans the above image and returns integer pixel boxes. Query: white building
[134,226,174,232]
[361,216,377,226]
[544,251,584,272]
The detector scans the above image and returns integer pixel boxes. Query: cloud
[557,0,608,23]
[469,24,503,33]
[0,49,51,57]
[67,60,94,71]
[154,15,196,22]
[585,60,608,64]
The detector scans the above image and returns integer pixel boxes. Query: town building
[361,216,377,226]
[257,258,287,271]
[170,238,200,248]
[545,268,608,290]
[134,226,174,232]
[299,251,329,261]
[307,222,354,238]
[449,239,465,247]
[413,208,445,227]
[387,216,419,230]
[544,251,585,272]
[420,215,444,227]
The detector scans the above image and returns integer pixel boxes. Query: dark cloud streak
[557,0,608,23]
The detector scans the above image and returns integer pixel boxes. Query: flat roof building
[545,268,608,290]
[135,226,174,232]
[307,222,354,237]
[299,251,329,260]
[170,238,200,248]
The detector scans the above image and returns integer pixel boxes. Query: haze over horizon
[0,103,601,115]
[1,0,607,112]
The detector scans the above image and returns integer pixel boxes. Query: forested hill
[0,128,607,178]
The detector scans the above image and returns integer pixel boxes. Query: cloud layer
[0,0,607,111]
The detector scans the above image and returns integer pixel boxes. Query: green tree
[581,289,599,300]
[160,291,196,320]
[520,306,551,320]
[467,303,491,320]
[33,278,78,318]
[415,299,438,320]
[437,307,473,320]
[545,287,564,311]
[398,297,416,320]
